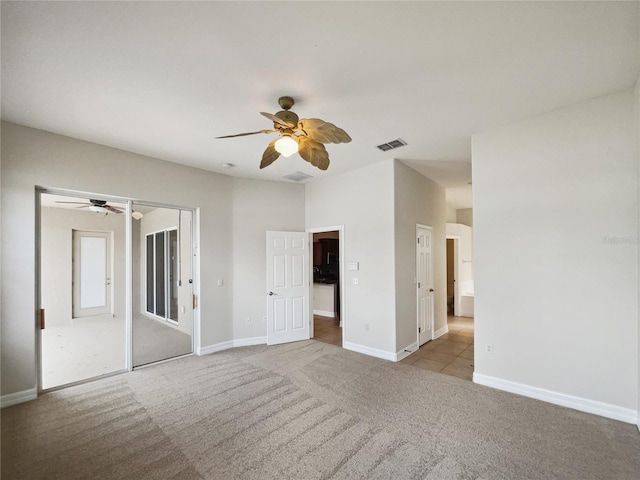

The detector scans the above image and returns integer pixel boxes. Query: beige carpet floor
[3,340,639,479]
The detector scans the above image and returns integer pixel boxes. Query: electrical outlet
[486,344,493,354]
[263,316,267,323]
[352,278,359,285]
[365,323,369,332]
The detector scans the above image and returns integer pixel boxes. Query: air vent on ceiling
[376,138,407,152]
[283,171,314,182]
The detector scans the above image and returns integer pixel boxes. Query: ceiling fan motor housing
[275,110,299,127]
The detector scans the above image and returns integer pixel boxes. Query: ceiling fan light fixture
[274,135,299,157]
[132,211,144,220]
[89,205,108,213]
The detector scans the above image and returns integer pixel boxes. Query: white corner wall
[394,160,447,353]
[231,177,305,343]
[305,159,396,357]
[1,122,233,397]
[473,89,639,422]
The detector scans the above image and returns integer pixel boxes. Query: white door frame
[35,187,200,394]
[306,225,345,345]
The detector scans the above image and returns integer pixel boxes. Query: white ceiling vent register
[283,171,314,182]
[376,138,407,152]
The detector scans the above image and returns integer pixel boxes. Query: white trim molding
[344,341,395,362]
[197,340,234,356]
[1,388,37,408]
[396,341,418,362]
[473,373,638,424]
[198,336,268,355]
[233,336,267,347]
[434,324,449,339]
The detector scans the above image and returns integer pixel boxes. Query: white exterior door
[266,231,310,345]
[72,230,112,318]
[417,225,434,345]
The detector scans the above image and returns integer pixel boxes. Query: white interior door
[266,231,310,345]
[417,225,434,345]
[73,230,112,318]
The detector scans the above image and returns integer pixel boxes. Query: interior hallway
[313,314,474,381]
[401,316,474,381]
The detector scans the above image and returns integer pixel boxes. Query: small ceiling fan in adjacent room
[54,199,124,214]
[216,96,351,171]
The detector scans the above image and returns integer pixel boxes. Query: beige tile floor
[313,314,474,381]
[400,315,474,381]
[313,315,342,346]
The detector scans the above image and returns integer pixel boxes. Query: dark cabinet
[313,239,338,266]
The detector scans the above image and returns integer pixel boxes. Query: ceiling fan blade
[260,139,281,169]
[55,201,89,205]
[298,136,330,171]
[216,129,274,139]
[298,118,352,144]
[104,205,124,214]
[75,205,90,209]
[260,112,293,128]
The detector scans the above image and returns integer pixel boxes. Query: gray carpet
[2,340,639,479]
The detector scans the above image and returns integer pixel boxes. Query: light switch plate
[348,262,359,271]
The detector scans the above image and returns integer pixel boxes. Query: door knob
[268,291,277,296]
[429,288,434,292]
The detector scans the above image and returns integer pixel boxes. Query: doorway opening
[446,237,457,315]
[308,227,344,347]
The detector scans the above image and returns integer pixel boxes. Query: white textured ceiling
[2,2,638,210]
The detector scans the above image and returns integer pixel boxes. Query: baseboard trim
[1,388,37,408]
[473,373,638,424]
[313,309,335,318]
[198,336,268,355]
[233,336,267,347]
[434,324,449,339]
[343,341,395,362]
[197,340,234,356]
[396,341,418,361]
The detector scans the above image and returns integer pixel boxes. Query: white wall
[472,89,638,418]
[41,206,126,326]
[231,177,305,341]
[306,160,396,355]
[394,160,447,352]
[445,204,457,223]
[1,122,233,396]
[456,208,473,227]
